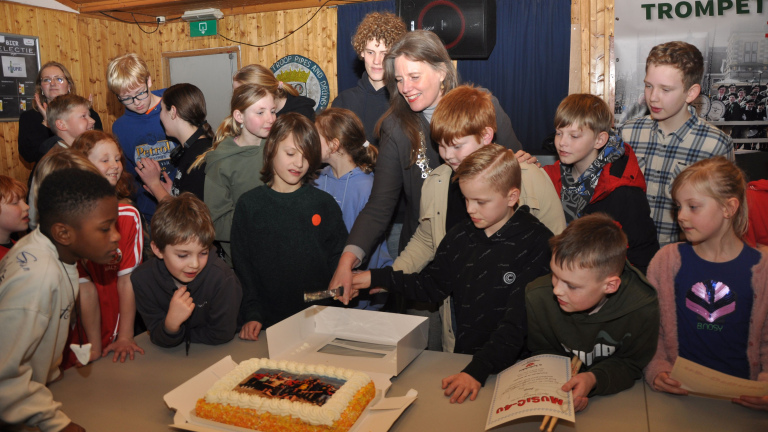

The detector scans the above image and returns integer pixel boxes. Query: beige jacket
[393,162,565,351]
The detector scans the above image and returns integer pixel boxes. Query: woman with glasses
[18,61,103,164]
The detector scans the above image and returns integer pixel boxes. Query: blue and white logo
[270,55,330,112]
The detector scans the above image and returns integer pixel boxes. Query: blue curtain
[458,0,570,152]
[336,0,570,152]
[336,1,396,96]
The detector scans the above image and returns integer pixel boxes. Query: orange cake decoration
[195,358,375,432]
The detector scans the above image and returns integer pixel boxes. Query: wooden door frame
[161,46,242,87]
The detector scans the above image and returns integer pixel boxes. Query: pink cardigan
[644,243,768,384]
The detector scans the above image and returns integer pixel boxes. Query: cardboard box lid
[267,306,428,377]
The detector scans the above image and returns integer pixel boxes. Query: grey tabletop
[47,332,765,432]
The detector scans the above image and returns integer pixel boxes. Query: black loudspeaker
[396,0,497,60]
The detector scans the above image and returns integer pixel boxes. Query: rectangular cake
[195,358,376,432]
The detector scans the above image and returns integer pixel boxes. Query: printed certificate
[670,357,768,399]
[486,354,575,430]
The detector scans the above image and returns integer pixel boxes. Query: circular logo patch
[110,247,123,265]
[270,55,330,112]
[312,214,322,226]
[503,272,516,285]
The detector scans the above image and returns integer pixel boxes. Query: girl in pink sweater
[645,156,768,411]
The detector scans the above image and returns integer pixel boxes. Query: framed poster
[0,32,41,122]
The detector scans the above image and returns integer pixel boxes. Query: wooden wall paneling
[85,18,109,123]
[103,18,124,129]
[570,0,615,103]
[0,3,340,184]
[242,14,258,67]
[591,0,605,97]
[606,1,615,112]
[580,0,591,94]
[569,23,582,95]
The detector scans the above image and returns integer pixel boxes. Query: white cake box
[267,305,429,377]
[165,306,428,431]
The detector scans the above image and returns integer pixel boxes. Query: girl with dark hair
[136,83,213,202]
[232,113,348,340]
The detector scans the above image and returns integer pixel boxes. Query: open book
[486,354,576,430]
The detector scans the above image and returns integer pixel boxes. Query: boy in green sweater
[526,213,659,411]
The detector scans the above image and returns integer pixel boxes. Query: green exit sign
[190,20,217,37]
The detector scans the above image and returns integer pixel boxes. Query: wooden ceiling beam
[77,0,190,13]
[71,0,368,15]
[220,0,361,15]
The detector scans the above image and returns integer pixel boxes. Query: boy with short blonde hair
[40,94,95,153]
[526,213,659,411]
[132,193,241,350]
[620,41,733,246]
[107,52,172,220]
[545,93,659,273]
[389,85,564,354]
[352,144,553,403]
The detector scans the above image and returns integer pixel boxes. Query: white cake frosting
[203,358,372,426]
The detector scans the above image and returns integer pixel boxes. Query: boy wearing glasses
[107,53,173,220]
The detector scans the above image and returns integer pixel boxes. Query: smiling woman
[17,61,103,164]
[328,30,522,350]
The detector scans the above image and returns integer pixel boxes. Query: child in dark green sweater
[526,213,659,411]
[232,113,348,340]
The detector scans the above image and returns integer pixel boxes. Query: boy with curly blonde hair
[332,12,406,145]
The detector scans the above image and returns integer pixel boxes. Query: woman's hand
[333,252,360,305]
[514,150,540,167]
[35,93,49,127]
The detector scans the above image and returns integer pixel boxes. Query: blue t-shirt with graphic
[675,242,759,379]
[111,88,175,220]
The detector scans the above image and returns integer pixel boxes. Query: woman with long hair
[18,61,103,164]
[136,83,213,202]
[329,30,522,349]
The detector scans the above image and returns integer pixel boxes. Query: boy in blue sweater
[107,53,173,220]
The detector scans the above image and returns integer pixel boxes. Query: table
[644,382,768,432]
[387,348,647,432]
[47,333,765,431]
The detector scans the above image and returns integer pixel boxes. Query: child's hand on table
[240,321,263,341]
[562,371,596,412]
[103,336,144,363]
[442,372,481,404]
